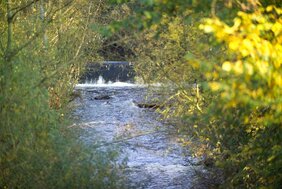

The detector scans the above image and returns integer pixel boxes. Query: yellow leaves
[242,38,254,55]
[233,18,242,29]
[273,72,282,87]
[201,5,282,82]
[271,43,282,67]
[250,88,263,99]
[227,37,257,57]
[266,5,282,14]
[245,63,254,75]
[224,18,241,34]
[199,18,221,33]
[256,60,269,75]
[222,61,232,72]
[271,21,282,37]
[199,6,282,129]
[209,82,221,91]
[222,61,249,75]
[200,6,282,61]
[233,61,244,75]
[228,38,240,50]
[200,24,214,33]
[266,6,274,12]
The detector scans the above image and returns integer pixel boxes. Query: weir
[79,61,135,83]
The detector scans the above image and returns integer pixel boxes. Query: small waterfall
[76,75,139,88]
[79,61,135,83]
[96,75,106,85]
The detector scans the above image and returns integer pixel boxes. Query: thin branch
[73,1,94,58]
[10,0,40,21]
[21,52,85,98]
[6,0,75,60]
[10,0,37,11]
[211,0,217,17]
[0,34,5,53]
[6,23,47,60]
[46,0,74,20]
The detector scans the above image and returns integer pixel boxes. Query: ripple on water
[73,84,207,189]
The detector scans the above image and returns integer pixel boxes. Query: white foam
[75,76,161,89]
[75,82,140,88]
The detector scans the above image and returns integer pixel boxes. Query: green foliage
[130,12,222,118]
[0,0,123,188]
[0,53,122,189]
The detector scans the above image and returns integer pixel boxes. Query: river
[73,78,209,189]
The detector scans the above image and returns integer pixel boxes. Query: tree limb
[0,31,5,53]
[10,0,40,21]
[5,0,75,61]
[5,22,48,60]
[211,0,217,17]
[74,1,95,58]
[46,0,74,20]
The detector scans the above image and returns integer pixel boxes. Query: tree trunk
[5,0,13,63]
[40,0,48,50]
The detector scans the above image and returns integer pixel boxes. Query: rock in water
[93,95,111,100]
[133,100,160,109]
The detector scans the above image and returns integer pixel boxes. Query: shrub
[197,5,282,188]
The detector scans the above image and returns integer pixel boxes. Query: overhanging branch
[10,0,40,21]
[5,0,75,61]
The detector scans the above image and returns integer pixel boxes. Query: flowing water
[73,77,208,189]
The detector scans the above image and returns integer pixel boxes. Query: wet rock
[93,95,111,100]
[133,100,161,109]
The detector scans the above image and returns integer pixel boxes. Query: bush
[0,1,123,188]
[0,53,123,188]
[197,6,282,187]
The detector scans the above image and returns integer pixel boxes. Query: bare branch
[46,0,74,20]
[5,18,53,61]
[6,0,75,60]
[74,1,95,58]
[10,0,40,21]
[0,30,5,53]
[211,0,217,17]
